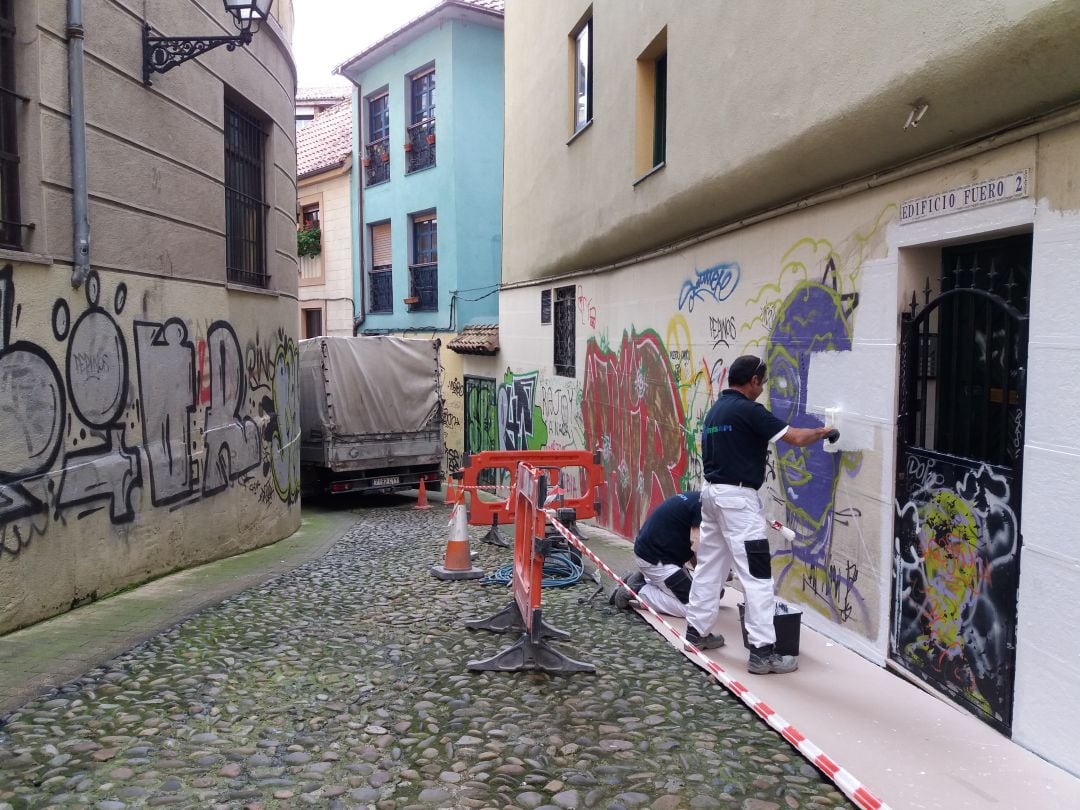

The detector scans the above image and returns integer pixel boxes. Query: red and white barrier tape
[543,512,889,810]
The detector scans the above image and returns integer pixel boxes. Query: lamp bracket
[142,23,252,86]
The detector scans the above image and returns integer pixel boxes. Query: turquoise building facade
[337,1,504,333]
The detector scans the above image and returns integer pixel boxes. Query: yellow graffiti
[742,203,897,337]
[665,314,714,423]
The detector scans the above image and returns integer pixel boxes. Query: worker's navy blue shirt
[634,491,702,566]
[701,389,789,490]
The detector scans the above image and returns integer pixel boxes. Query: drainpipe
[67,0,91,288]
[339,77,365,335]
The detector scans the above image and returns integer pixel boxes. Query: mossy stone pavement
[0,496,851,809]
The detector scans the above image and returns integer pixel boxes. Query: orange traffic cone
[431,504,484,580]
[445,476,459,505]
[413,478,433,510]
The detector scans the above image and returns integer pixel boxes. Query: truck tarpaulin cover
[299,336,440,437]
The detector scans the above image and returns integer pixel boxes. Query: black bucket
[737,601,802,656]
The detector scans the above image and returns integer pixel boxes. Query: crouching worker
[610,491,704,617]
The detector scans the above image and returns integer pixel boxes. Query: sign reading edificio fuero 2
[899,169,1030,224]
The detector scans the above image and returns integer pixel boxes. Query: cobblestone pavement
[0,503,853,809]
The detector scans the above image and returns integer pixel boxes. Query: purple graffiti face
[766,283,850,531]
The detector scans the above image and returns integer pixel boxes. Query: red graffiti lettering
[582,331,688,538]
[196,339,211,405]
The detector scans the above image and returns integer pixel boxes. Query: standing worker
[610,491,707,617]
[684,355,837,674]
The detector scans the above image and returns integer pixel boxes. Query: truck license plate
[372,476,399,487]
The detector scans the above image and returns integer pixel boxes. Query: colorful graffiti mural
[582,329,688,537]
[762,259,869,627]
[0,267,299,558]
[740,210,894,636]
[497,369,548,451]
[894,459,1019,729]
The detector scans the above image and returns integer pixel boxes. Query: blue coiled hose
[478,549,584,587]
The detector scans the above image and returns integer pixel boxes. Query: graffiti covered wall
[496,194,900,648]
[0,266,300,634]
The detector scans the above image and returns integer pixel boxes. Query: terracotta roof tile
[460,0,504,11]
[447,324,500,355]
[297,100,353,178]
[296,86,350,103]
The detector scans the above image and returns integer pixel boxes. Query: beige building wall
[299,166,355,337]
[500,0,1080,776]
[0,0,301,634]
[503,1,1080,284]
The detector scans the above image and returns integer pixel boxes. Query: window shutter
[372,223,392,268]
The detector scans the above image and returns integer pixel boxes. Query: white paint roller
[769,520,796,542]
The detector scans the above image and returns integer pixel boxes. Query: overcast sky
[293,0,438,88]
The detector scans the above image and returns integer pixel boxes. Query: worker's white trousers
[634,557,689,618]
[685,483,777,648]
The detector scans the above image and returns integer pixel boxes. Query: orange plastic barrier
[465,463,594,673]
[456,450,604,530]
[512,463,548,640]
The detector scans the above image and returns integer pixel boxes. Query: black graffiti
[0,268,295,552]
[445,447,462,475]
[708,315,737,349]
[498,373,538,451]
[801,559,858,623]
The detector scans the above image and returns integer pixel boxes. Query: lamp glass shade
[223,0,273,24]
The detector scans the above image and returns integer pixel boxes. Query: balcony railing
[299,253,322,283]
[405,118,435,173]
[408,262,438,310]
[369,267,393,313]
[365,137,390,186]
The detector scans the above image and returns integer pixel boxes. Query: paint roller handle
[825,428,840,444]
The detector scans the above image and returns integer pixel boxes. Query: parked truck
[298,335,444,497]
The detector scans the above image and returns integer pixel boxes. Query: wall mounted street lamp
[143,0,274,86]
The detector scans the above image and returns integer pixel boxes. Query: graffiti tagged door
[891,234,1030,734]
[464,376,498,456]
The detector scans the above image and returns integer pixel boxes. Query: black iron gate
[891,234,1030,734]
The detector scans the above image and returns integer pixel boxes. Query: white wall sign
[899,169,1030,224]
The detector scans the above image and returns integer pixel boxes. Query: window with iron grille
[409,213,437,311]
[369,221,393,313]
[554,285,576,377]
[0,0,22,250]
[407,70,436,173]
[225,101,267,286]
[365,93,389,186]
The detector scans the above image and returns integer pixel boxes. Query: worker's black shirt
[701,389,788,490]
[634,491,701,566]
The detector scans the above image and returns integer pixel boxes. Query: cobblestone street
[0,501,852,809]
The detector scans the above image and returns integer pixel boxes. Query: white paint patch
[803,259,898,453]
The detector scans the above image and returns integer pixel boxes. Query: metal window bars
[405,118,435,173]
[369,267,393,313]
[364,137,389,186]
[224,103,267,286]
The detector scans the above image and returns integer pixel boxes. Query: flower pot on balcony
[403,142,413,152]
[380,152,390,163]
[362,158,371,168]
[403,296,420,306]
[426,134,435,145]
